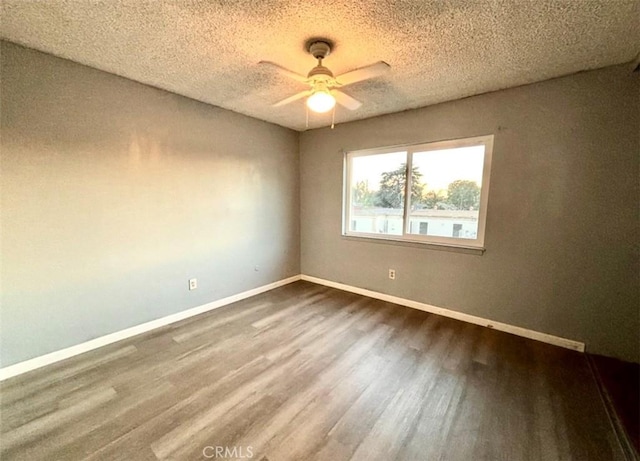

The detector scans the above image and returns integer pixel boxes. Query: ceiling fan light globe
[307,91,335,113]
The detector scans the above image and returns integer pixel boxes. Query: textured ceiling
[1,1,638,131]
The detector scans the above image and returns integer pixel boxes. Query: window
[343,135,493,249]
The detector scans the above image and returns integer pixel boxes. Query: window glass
[349,151,406,236]
[344,136,493,249]
[407,145,486,241]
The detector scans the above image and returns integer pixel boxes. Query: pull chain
[331,105,335,130]
[305,103,309,129]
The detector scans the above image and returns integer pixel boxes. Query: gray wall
[300,64,639,362]
[2,40,638,367]
[1,42,300,367]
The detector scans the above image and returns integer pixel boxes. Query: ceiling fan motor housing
[307,65,334,80]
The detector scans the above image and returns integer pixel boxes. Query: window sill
[341,234,486,255]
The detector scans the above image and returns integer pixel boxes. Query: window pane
[349,151,407,236]
[408,145,485,240]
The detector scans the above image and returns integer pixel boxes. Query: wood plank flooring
[0,281,626,460]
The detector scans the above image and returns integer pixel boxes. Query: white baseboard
[1,272,585,381]
[0,275,301,381]
[301,274,585,353]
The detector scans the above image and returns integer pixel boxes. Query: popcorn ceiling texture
[1,0,638,131]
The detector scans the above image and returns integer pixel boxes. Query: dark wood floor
[590,354,640,459]
[0,281,626,460]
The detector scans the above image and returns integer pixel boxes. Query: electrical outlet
[189,278,197,290]
[389,269,396,280]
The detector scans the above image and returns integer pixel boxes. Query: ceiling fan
[260,40,390,115]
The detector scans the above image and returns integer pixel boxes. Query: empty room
[1,1,639,460]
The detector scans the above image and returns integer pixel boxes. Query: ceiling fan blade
[335,61,390,86]
[259,61,308,83]
[333,90,362,110]
[273,90,312,107]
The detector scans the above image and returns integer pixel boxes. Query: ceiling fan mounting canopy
[308,40,332,60]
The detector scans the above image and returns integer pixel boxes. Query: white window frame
[343,135,493,249]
